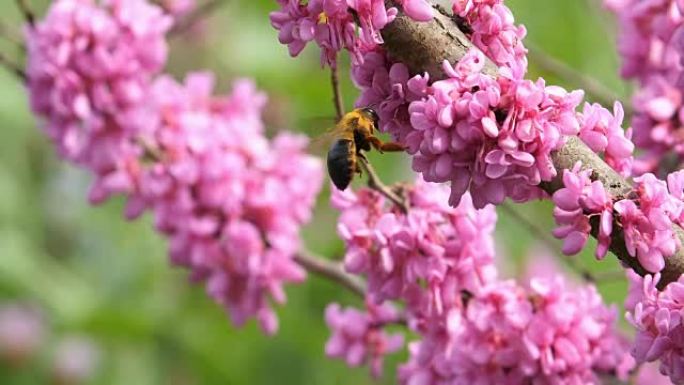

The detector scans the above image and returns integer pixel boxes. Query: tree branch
[380,3,684,288]
[0,52,26,82]
[15,0,35,27]
[169,0,226,36]
[294,250,366,298]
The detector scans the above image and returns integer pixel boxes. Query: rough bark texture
[381,3,684,288]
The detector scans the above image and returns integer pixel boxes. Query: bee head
[359,107,379,130]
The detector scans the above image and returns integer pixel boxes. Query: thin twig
[169,0,227,36]
[294,249,366,298]
[15,0,35,27]
[0,52,27,82]
[527,43,632,117]
[331,66,344,121]
[499,203,598,282]
[0,21,26,52]
[359,156,410,213]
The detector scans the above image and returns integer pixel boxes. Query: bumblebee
[325,107,405,190]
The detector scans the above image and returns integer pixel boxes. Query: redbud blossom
[399,276,633,385]
[553,164,684,273]
[332,179,498,307]
[604,0,684,174]
[324,301,404,377]
[120,74,324,334]
[269,0,400,67]
[628,273,684,384]
[26,0,171,170]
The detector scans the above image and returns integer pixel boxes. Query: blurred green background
[0,0,635,384]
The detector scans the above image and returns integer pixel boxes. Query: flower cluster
[552,165,684,273]
[398,275,633,384]
[330,180,633,383]
[324,301,404,377]
[604,0,684,174]
[269,0,432,68]
[26,0,172,170]
[126,74,323,334]
[352,4,633,208]
[628,273,684,384]
[332,179,498,307]
[28,0,324,335]
[452,0,528,73]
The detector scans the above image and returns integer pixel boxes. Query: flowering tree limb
[381,3,684,288]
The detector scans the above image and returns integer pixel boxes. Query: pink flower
[332,178,498,310]
[270,0,397,67]
[396,0,433,21]
[604,0,684,174]
[399,275,632,384]
[127,74,324,334]
[0,304,46,365]
[628,273,684,384]
[452,0,528,74]
[324,301,404,377]
[578,102,634,177]
[552,163,615,259]
[26,0,171,197]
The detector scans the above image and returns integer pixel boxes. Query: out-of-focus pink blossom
[118,74,324,334]
[26,0,171,173]
[0,304,46,366]
[324,301,404,377]
[634,362,675,385]
[51,336,100,385]
[604,0,684,174]
[628,273,684,384]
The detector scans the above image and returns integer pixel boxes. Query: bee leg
[367,136,405,153]
[356,152,366,177]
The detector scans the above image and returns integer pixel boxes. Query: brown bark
[381,3,684,288]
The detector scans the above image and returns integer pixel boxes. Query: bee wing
[308,124,345,154]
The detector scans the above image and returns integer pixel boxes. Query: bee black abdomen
[327,139,355,190]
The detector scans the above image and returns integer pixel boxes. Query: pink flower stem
[169,0,226,36]
[526,43,633,117]
[14,0,35,27]
[0,52,26,82]
[381,1,684,289]
[294,249,366,298]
